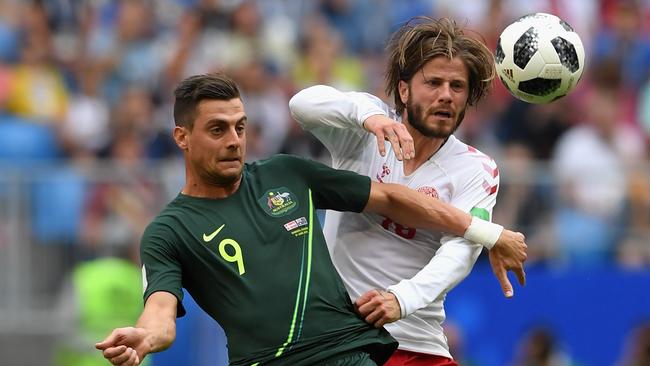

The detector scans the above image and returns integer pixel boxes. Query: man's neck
[402,123,447,176]
[182,175,242,199]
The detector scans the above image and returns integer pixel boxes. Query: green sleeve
[140,221,186,317]
[283,155,371,212]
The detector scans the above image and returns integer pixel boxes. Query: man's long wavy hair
[385,17,496,115]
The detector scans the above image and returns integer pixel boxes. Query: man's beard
[406,99,465,139]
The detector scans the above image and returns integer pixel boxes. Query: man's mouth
[432,110,453,119]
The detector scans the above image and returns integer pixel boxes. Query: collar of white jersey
[427,134,458,162]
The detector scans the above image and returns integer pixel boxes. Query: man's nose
[438,83,453,102]
[224,127,242,149]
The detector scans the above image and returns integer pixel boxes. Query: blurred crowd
[1,0,650,279]
[0,0,649,365]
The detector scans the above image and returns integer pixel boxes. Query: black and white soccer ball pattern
[495,13,585,104]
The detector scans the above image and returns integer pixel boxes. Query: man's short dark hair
[173,73,241,129]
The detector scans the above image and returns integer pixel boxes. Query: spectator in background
[317,0,394,55]
[0,0,20,64]
[492,98,576,265]
[54,255,146,366]
[510,326,575,366]
[617,322,650,366]
[592,0,650,127]
[79,86,167,254]
[85,0,163,104]
[288,15,367,161]
[60,64,111,159]
[594,0,650,93]
[444,321,477,366]
[231,59,290,161]
[82,129,160,253]
[551,62,646,268]
[6,1,69,125]
[292,15,366,92]
[642,78,650,137]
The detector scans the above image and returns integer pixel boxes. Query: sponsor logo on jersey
[416,186,439,199]
[284,216,309,237]
[258,187,298,217]
[203,223,226,242]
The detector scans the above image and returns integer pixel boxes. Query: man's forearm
[367,181,469,236]
[388,237,482,317]
[366,181,502,248]
[135,310,176,355]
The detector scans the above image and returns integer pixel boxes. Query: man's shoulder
[441,136,498,168]
[143,197,187,235]
[251,154,304,166]
[248,154,324,173]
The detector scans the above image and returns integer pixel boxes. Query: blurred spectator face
[611,1,643,38]
[525,329,554,361]
[586,88,618,138]
[321,0,351,14]
[117,87,154,132]
[113,130,144,162]
[117,0,152,41]
[235,60,267,93]
[231,1,260,37]
[19,3,53,65]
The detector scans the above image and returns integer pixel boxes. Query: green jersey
[141,154,397,365]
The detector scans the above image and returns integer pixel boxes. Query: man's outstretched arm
[95,291,177,365]
[364,181,527,296]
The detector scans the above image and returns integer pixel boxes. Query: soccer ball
[495,13,585,104]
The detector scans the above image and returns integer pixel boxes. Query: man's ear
[398,80,409,105]
[173,126,189,151]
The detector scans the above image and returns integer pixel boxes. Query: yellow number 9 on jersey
[218,239,246,275]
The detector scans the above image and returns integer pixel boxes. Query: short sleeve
[140,221,186,317]
[281,155,371,212]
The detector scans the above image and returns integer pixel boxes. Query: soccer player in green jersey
[95,73,526,366]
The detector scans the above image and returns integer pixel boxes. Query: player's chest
[372,159,453,203]
[181,187,318,278]
[198,185,315,244]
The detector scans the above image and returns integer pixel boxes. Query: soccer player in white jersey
[290,17,527,366]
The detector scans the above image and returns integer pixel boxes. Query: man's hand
[363,115,414,160]
[489,229,527,298]
[95,327,149,366]
[355,289,401,328]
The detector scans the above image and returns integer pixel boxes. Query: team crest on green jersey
[258,187,298,217]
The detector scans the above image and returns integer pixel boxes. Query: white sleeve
[289,85,391,161]
[387,237,483,318]
[387,160,500,317]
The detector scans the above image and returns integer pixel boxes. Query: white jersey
[290,85,499,358]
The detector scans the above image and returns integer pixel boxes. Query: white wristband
[463,216,503,250]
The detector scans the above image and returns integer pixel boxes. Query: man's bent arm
[365,181,473,239]
[365,181,527,294]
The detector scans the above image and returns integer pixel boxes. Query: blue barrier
[446,262,650,366]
